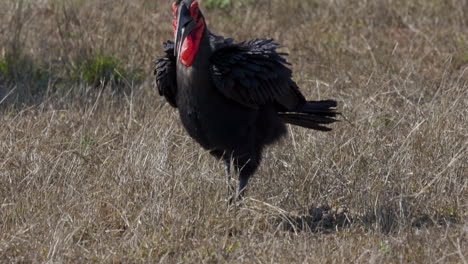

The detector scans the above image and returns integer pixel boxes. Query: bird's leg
[237,176,249,201]
[233,154,258,202]
[224,159,234,203]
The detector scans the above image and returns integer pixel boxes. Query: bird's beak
[174,4,196,58]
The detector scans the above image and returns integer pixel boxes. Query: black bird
[154,0,338,200]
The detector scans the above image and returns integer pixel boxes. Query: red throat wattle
[172,1,205,67]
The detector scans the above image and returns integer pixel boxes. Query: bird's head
[172,0,206,67]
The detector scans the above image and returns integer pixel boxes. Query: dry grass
[1,0,467,262]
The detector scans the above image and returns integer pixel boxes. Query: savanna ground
[0,0,467,262]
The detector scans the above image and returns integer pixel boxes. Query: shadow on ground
[280,204,460,233]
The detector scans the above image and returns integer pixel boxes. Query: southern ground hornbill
[154,0,338,200]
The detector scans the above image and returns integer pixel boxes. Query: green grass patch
[76,53,123,86]
[0,51,145,105]
[0,53,52,97]
[205,0,231,8]
[205,0,255,9]
[73,53,143,88]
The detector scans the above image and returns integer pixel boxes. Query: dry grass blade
[0,0,467,263]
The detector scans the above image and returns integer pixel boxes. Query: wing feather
[153,40,178,107]
[210,38,305,109]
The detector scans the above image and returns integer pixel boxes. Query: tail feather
[278,100,339,131]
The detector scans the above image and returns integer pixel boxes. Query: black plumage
[154,41,178,107]
[154,0,338,200]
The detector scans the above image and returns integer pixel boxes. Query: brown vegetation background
[0,0,467,262]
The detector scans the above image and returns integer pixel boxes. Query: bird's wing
[210,38,305,109]
[154,40,178,107]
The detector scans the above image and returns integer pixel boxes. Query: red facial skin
[172,2,178,34]
[173,1,205,67]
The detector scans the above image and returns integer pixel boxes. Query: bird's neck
[176,26,212,86]
[194,27,212,64]
[179,18,208,67]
